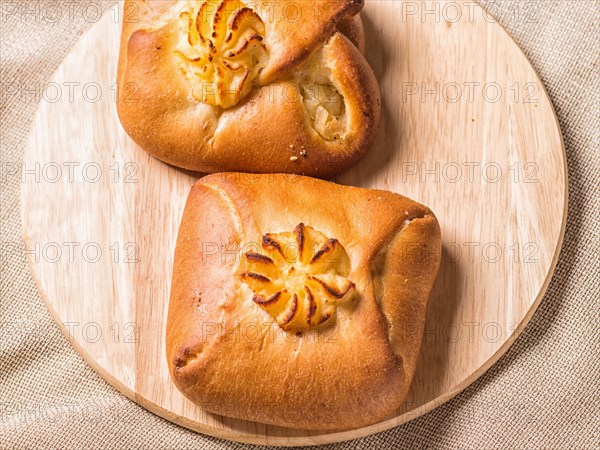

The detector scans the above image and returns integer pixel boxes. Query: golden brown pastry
[166,174,442,430]
[117,0,380,177]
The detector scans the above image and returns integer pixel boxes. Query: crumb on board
[290,156,299,162]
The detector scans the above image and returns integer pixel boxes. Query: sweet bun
[117,0,380,177]
[166,174,442,430]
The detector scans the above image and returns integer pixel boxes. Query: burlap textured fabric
[1,1,598,448]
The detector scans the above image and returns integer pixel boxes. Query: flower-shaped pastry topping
[175,0,268,108]
[241,223,355,331]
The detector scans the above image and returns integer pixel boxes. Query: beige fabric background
[1,0,598,448]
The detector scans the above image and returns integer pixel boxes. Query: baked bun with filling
[166,174,441,430]
[117,0,380,177]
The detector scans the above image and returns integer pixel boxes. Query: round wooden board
[22,1,567,446]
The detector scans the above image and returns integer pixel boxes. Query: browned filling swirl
[173,0,349,140]
[240,223,355,331]
[174,0,268,108]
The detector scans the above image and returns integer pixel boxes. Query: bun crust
[166,174,442,430]
[117,1,380,177]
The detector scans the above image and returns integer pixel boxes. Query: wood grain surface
[22,1,567,446]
